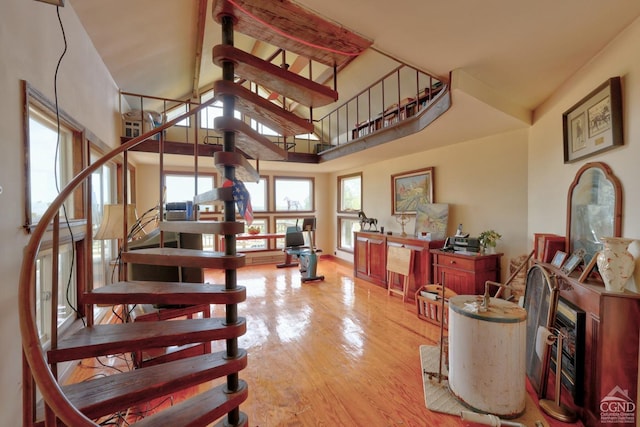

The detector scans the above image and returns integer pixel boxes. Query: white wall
[528,16,640,249]
[0,1,119,424]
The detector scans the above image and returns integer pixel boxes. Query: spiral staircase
[18,1,372,425]
[19,1,452,425]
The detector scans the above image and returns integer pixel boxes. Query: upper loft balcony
[119,62,450,167]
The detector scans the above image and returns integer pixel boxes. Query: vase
[484,245,496,255]
[596,237,635,292]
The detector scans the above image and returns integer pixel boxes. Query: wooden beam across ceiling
[192,0,208,99]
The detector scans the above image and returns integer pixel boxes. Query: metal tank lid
[449,295,526,323]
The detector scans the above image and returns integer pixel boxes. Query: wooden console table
[430,249,502,295]
[354,231,444,299]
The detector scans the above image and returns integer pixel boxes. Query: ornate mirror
[566,162,622,265]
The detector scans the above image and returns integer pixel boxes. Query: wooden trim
[191,0,208,98]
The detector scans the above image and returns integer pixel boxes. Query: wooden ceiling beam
[191,0,208,99]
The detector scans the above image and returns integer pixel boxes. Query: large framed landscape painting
[391,167,434,215]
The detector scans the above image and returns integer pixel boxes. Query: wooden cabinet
[354,231,444,298]
[430,250,502,295]
[549,264,640,427]
[355,232,387,286]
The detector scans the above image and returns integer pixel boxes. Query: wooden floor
[66,258,582,426]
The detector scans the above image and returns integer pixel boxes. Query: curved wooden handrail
[18,96,218,425]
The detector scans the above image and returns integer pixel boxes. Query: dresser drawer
[436,254,476,271]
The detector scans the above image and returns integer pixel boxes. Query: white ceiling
[69,0,640,172]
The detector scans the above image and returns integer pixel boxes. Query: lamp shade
[94,204,138,240]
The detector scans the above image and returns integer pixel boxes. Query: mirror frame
[566,161,622,263]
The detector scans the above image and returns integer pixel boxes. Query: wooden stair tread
[214,151,259,183]
[159,220,244,235]
[84,281,246,306]
[214,116,287,161]
[132,381,248,427]
[213,45,338,107]
[48,318,246,363]
[193,186,234,205]
[36,351,247,423]
[121,247,246,269]
[214,80,313,137]
[213,0,371,67]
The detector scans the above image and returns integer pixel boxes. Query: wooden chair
[386,245,413,302]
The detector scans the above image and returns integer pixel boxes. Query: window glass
[91,150,116,294]
[166,103,190,127]
[275,217,303,248]
[200,90,241,129]
[339,173,362,212]
[250,118,280,137]
[274,177,313,211]
[28,108,74,223]
[244,177,267,212]
[165,173,215,206]
[339,217,361,251]
[35,244,77,345]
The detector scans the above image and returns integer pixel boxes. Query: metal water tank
[448,295,527,418]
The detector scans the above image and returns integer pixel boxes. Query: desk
[220,233,285,252]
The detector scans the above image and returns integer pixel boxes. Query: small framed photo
[551,251,567,268]
[562,249,585,275]
[578,251,600,283]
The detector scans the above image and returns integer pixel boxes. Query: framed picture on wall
[562,77,623,163]
[391,167,434,215]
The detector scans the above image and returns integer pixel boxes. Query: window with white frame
[244,177,267,212]
[200,89,241,129]
[274,177,314,212]
[165,103,190,127]
[338,217,361,252]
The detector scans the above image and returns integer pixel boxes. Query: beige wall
[0,1,119,424]
[330,128,530,280]
[528,16,640,271]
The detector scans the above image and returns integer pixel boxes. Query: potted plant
[479,229,501,254]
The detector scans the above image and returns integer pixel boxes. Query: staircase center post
[221,12,241,426]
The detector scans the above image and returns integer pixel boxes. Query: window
[165,173,215,207]
[338,217,361,252]
[166,103,190,127]
[275,217,305,249]
[27,107,76,225]
[200,90,241,129]
[338,173,362,213]
[274,177,314,212]
[237,218,269,250]
[35,243,77,346]
[244,177,268,212]
[91,150,116,293]
[250,118,280,137]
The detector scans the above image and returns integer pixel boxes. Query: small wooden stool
[386,245,413,302]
